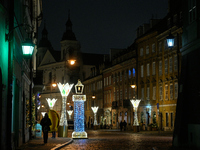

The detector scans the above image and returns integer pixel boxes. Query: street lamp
[67,110,73,120]
[46,98,57,110]
[22,38,35,57]
[130,99,141,132]
[91,106,99,128]
[166,33,175,48]
[72,80,87,139]
[57,82,74,137]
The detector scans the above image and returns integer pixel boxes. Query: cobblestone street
[61,129,174,150]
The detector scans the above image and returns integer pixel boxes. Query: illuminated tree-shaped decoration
[72,80,87,139]
[57,82,74,127]
[130,99,141,126]
[46,98,57,110]
[91,107,99,125]
[67,110,73,119]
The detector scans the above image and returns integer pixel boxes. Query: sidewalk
[16,133,73,150]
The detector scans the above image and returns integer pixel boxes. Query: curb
[51,138,73,150]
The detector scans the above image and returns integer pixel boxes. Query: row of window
[114,86,136,101]
[140,83,178,100]
[141,55,178,77]
[113,68,136,83]
[139,38,179,57]
[85,80,103,92]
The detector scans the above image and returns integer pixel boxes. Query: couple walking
[120,120,127,131]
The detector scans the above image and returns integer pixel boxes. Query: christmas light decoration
[91,106,99,125]
[41,112,46,117]
[72,80,87,138]
[57,82,73,126]
[57,82,73,137]
[130,99,141,126]
[46,98,57,109]
[67,110,73,119]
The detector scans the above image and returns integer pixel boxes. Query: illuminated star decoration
[46,98,57,109]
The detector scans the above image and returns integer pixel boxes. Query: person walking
[123,120,127,131]
[40,113,52,143]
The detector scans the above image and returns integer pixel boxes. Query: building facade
[0,0,42,149]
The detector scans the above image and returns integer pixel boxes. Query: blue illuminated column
[72,80,87,138]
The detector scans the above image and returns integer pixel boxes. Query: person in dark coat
[40,113,52,143]
[123,120,127,131]
[120,121,123,131]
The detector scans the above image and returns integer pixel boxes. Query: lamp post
[67,110,73,120]
[130,99,141,132]
[46,98,57,110]
[72,80,87,139]
[91,106,99,129]
[57,82,74,137]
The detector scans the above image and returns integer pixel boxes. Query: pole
[7,0,14,149]
[29,57,33,139]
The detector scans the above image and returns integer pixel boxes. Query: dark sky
[38,0,168,54]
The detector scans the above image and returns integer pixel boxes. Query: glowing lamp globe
[22,38,35,57]
[166,34,175,48]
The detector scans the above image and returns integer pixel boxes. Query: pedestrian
[120,121,123,131]
[123,120,127,131]
[40,113,52,143]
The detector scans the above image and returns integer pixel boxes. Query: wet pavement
[16,132,72,150]
[61,129,174,150]
[16,129,190,150]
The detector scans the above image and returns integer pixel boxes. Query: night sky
[38,0,168,54]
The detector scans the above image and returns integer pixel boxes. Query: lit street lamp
[91,106,99,127]
[46,98,57,110]
[67,110,73,120]
[130,99,141,132]
[72,80,87,139]
[57,82,74,137]
[166,33,175,48]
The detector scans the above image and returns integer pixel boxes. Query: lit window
[170,84,173,100]
[165,84,168,100]
[174,83,178,99]
[140,48,143,56]
[165,59,168,74]
[147,87,150,100]
[159,86,163,100]
[147,63,150,76]
[152,43,155,53]
[146,46,149,55]
[159,61,162,76]
[169,57,172,73]
[152,62,156,75]
[132,68,135,77]
[141,65,144,77]
[189,0,196,23]
[141,88,144,100]
[153,86,156,100]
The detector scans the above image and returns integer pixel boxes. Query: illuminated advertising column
[91,107,98,125]
[72,80,87,139]
[130,99,141,126]
[67,110,73,120]
[57,82,74,137]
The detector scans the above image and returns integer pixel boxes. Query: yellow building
[136,16,182,131]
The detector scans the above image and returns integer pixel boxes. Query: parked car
[68,120,74,129]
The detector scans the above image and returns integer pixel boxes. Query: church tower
[36,23,53,67]
[60,11,81,62]
[60,11,82,84]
